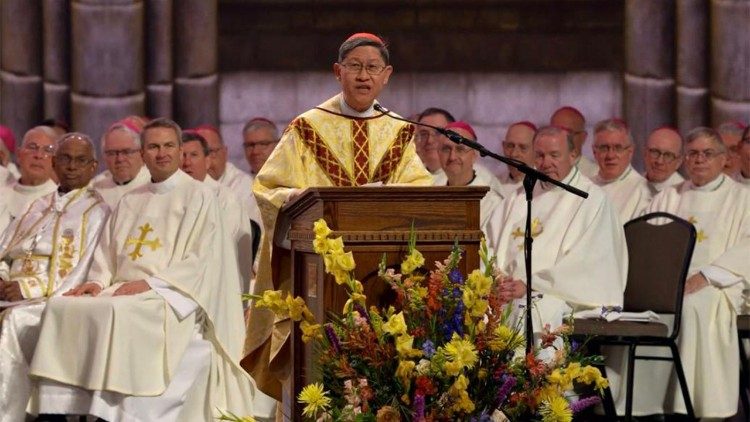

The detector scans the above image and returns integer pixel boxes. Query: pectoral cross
[126,223,162,261]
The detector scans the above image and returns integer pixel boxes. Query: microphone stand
[374,104,588,354]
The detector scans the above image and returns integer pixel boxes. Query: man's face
[534,133,576,182]
[141,127,182,183]
[593,129,634,181]
[416,113,449,173]
[502,124,535,178]
[333,46,393,112]
[197,128,226,180]
[550,110,586,155]
[437,128,477,184]
[644,129,683,183]
[740,132,750,177]
[103,129,143,184]
[52,137,97,191]
[181,140,209,181]
[719,131,742,176]
[17,129,55,185]
[243,127,277,174]
[685,136,727,186]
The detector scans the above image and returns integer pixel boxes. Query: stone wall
[219,70,622,174]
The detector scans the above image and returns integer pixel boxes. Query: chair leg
[624,343,636,422]
[598,363,619,419]
[668,342,695,420]
[740,337,750,418]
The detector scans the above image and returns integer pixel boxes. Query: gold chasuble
[244,94,432,398]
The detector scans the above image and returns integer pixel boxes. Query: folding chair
[572,212,697,422]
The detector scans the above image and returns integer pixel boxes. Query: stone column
[70,0,144,142]
[675,0,709,133]
[623,0,675,170]
[710,0,750,125]
[173,0,218,129]
[146,0,172,119]
[42,0,71,124]
[1,0,43,139]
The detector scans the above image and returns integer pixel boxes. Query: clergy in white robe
[92,121,151,207]
[591,119,652,222]
[437,121,505,237]
[181,132,255,296]
[0,127,59,229]
[487,125,626,336]
[417,107,455,184]
[717,120,745,179]
[643,127,686,195]
[195,125,263,228]
[28,118,256,421]
[497,121,537,199]
[0,133,108,421]
[609,127,750,418]
[550,106,599,178]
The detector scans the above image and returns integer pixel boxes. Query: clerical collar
[339,96,376,118]
[14,178,56,194]
[446,171,477,187]
[597,165,632,184]
[687,174,726,192]
[149,169,182,194]
[541,166,578,191]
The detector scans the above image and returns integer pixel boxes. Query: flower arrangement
[246,219,607,421]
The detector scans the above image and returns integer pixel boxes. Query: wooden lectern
[274,186,488,419]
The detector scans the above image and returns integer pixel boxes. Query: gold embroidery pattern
[687,216,708,243]
[511,218,544,249]
[371,124,414,183]
[57,230,76,279]
[351,120,370,185]
[126,223,162,261]
[294,117,355,187]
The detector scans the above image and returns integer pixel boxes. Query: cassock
[1,179,58,224]
[28,170,257,421]
[592,165,652,223]
[204,176,255,295]
[244,93,432,398]
[646,170,685,196]
[487,167,627,333]
[0,185,109,421]
[576,155,599,179]
[91,165,151,208]
[608,174,750,418]
[218,161,262,228]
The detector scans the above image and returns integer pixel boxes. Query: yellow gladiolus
[382,312,408,337]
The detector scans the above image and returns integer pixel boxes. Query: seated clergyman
[487,125,627,337]
[27,118,257,421]
[0,133,109,420]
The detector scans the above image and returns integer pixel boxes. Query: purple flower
[449,268,464,284]
[325,324,341,354]
[496,375,516,406]
[470,410,492,422]
[421,340,435,358]
[570,396,601,414]
[413,393,425,421]
[571,339,580,353]
[354,303,370,324]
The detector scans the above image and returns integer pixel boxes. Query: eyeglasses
[502,141,531,153]
[56,155,94,167]
[417,129,440,143]
[339,62,387,76]
[243,140,277,151]
[104,148,140,158]
[593,144,632,154]
[439,144,473,155]
[685,149,725,160]
[23,143,55,155]
[646,148,680,163]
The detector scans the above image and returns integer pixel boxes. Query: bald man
[643,127,685,195]
[550,106,599,178]
[497,121,537,199]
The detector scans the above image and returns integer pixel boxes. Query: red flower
[415,375,436,396]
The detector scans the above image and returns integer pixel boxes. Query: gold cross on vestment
[687,216,708,243]
[126,223,162,261]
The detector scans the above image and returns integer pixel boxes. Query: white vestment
[91,166,151,208]
[205,176,255,294]
[0,163,18,187]
[576,155,599,179]
[608,174,750,418]
[0,200,9,237]
[487,167,627,334]
[1,178,58,224]
[592,165,652,223]
[646,170,685,196]
[470,166,505,239]
[738,171,750,188]
[218,162,262,228]
[431,168,447,186]
[29,170,257,421]
[496,169,523,201]
[0,185,109,421]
